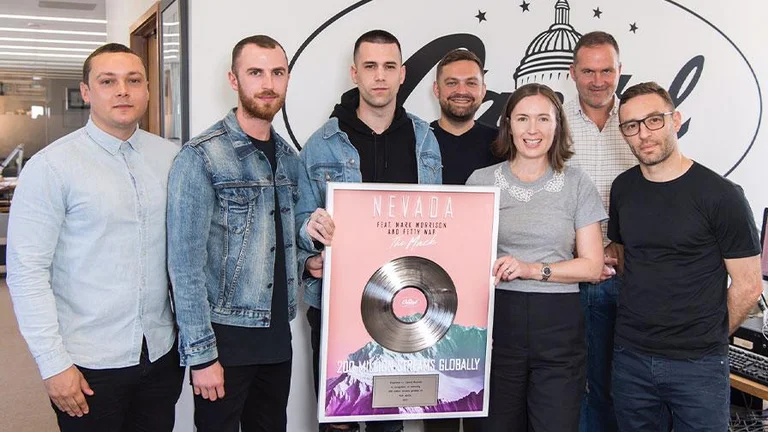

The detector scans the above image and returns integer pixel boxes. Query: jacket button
[267,283,273,288]
[269,210,275,215]
[349,159,355,164]
[270,246,276,252]
[325,173,331,180]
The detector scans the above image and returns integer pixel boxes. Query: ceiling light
[0,51,88,59]
[0,27,107,36]
[0,45,93,52]
[0,14,107,24]
[0,37,103,45]
[38,1,98,12]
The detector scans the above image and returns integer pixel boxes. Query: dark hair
[353,29,401,61]
[231,35,286,73]
[436,49,484,80]
[493,83,573,172]
[619,81,675,110]
[573,31,620,62]
[82,43,142,84]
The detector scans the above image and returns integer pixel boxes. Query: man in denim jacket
[167,35,300,432]
[295,30,442,432]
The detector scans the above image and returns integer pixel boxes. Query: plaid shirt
[565,96,637,244]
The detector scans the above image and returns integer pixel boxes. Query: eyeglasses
[618,112,674,137]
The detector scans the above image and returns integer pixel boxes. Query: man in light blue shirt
[6,43,183,432]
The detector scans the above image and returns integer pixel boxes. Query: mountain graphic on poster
[325,324,487,415]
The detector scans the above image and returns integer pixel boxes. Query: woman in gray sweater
[465,83,605,432]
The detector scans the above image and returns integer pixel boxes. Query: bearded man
[430,48,501,187]
[166,35,300,432]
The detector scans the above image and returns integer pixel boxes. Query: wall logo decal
[283,0,761,176]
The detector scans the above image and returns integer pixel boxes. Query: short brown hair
[231,35,286,73]
[353,29,401,61]
[82,43,142,84]
[436,49,484,80]
[493,83,573,172]
[619,81,675,110]
[573,31,620,62]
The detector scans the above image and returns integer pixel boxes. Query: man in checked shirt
[564,31,636,432]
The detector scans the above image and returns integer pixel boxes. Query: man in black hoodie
[295,29,442,432]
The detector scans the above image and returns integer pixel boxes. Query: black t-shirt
[429,121,501,185]
[608,162,760,359]
[209,135,292,367]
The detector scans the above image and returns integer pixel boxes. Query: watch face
[542,264,551,281]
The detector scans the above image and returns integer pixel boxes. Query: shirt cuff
[36,345,74,380]
[190,358,218,370]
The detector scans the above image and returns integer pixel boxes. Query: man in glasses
[608,81,762,431]
[564,31,636,432]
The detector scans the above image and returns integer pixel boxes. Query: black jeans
[479,291,586,432]
[307,307,403,432]
[193,359,292,432]
[54,341,184,432]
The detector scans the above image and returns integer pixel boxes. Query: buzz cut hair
[231,34,287,73]
[619,81,676,110]
[82,43,142,84]
[353,29,402,61]
[436,49,484,80]
[573,31,620,62]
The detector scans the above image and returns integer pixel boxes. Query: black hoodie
[331,88,418,183]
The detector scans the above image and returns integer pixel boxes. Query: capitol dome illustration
[514,0,582,91]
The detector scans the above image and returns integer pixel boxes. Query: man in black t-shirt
[430,49,500,188]
[167,35,300,432]
[608,82,762,432]
[425,49,499,432]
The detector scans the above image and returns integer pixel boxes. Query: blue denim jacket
[167,109,300,366]
[295,113,442,309]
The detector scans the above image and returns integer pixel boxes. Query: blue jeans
[612,345,729,432]
[579,277,621,432]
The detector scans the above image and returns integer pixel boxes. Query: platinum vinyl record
[361,256,458,353]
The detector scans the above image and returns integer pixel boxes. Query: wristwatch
[541,263,552,282]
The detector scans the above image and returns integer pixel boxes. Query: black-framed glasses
[618,112,674,137]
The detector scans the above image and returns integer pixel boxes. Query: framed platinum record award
[318,183,500,423]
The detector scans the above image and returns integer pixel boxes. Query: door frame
[130,3,161,135]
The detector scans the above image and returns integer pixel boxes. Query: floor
[0,280,59,431]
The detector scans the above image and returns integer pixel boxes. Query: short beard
[239,87,284,121]
[632,137,675,166]
[439,98,480,123]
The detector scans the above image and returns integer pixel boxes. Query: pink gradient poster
[318,183,499,423]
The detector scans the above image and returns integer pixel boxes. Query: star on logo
[630,22,639,33]
[593,7,602,18]
[475,9,487,23]
[520,1,530,12]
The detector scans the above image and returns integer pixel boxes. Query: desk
[731,373,768,400]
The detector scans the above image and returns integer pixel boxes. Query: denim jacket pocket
[419,151,442,183]
[215,185,261,234]
[309,163,344,196]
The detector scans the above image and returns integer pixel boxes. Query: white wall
[107,1,768,431]
[105,0,158,46]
